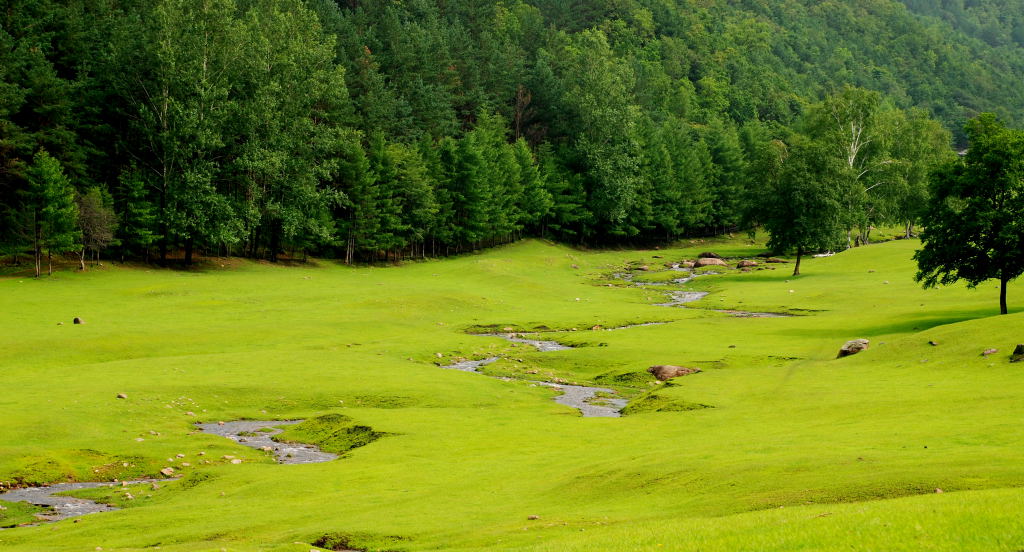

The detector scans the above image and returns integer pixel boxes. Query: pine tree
[28,150,80,277]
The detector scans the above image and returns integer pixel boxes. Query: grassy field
[1,236,1022,551]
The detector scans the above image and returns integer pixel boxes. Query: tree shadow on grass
[774,306,1005,339]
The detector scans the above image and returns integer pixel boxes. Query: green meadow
[1,237,1023,551]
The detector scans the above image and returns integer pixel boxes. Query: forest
[3,0,1024,268]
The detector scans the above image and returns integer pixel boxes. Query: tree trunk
[80,248,86,271]
[1001,273,1009,315]
[184,236,194,265]
[33,221,42,278]
[793,246,803,276]
[158,185,168,264]
[47,251,52,275]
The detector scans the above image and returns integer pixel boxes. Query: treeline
[1,0,1019,271]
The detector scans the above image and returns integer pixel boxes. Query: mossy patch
[274,414,386,456]
[311,531,408,551]
[594,369,654,388]
[621,392,713,415]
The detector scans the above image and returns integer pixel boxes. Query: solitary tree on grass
[756,138,846,276]
[914,114,1024,315]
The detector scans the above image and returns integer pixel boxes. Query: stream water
[0,480,161,526]
[195,420,337,464]
[444,335,627,417]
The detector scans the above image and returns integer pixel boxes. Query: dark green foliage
[914,114,1024,315]
[2,0,1015,263]
[755,138,847,276]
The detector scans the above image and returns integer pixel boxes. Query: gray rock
[695,257,727,268]
[837,339,870,358]
[647,365,701,381]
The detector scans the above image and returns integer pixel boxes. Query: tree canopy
[914,114,1024,315]
[4,0,1021,267]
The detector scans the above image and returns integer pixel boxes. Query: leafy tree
[914,114,1024,315]
[76,185,118,269]
[758,139,846,276]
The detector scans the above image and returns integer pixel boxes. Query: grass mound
[0,502,51,528]
[620,392,713,415]
[311,532,409,552]
[273,414,386,456]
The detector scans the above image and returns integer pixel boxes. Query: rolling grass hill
[0,237,1021,551]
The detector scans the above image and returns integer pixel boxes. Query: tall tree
[914,114,1024,315]
[28,149,80,276]
[758,138,846,276]
[76,185,118,269]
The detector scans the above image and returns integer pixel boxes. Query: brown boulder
[695,257,727,268]
[766,258,788,264]
[73,317,84,324]
[737,260,758,268]
[697,252,722,259]
[837,339,870,358]
[1012,344,1024,363]
[647,365,701,381]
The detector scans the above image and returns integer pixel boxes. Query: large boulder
[837,339,870,358]
[697,252,722,259]
[737,260,758,268]
[647,365,701,381]
[695,257,727,268]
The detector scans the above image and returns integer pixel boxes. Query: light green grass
[0,238,1022,551]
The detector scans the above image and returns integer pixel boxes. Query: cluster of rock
[651,251,791,272]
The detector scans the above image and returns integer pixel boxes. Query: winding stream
[0,480,161,526]
[624,266,793,317]
[443,335,627,417]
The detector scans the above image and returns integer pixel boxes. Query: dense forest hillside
[1,0,1021,265]
[900,0,1024,47]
